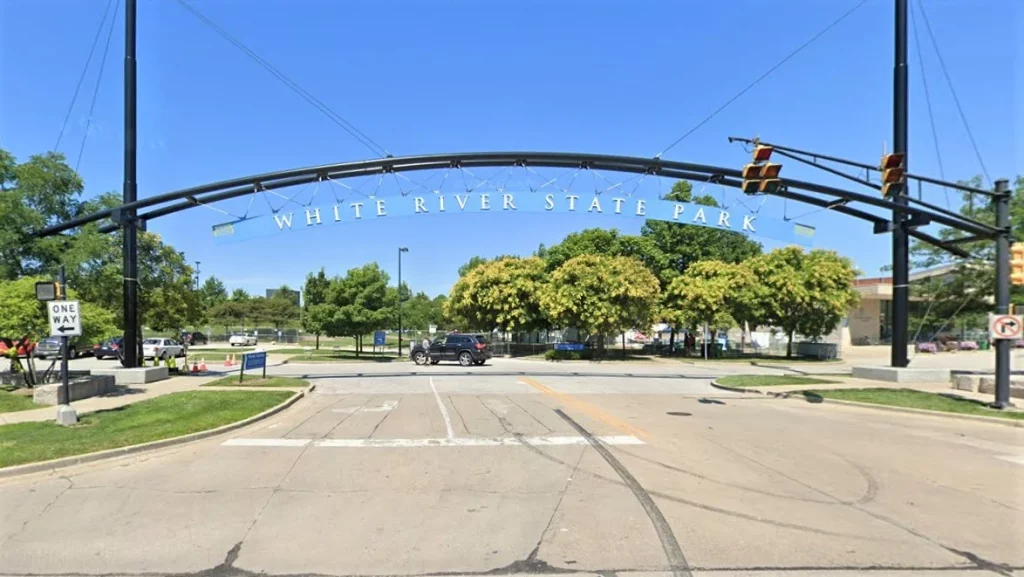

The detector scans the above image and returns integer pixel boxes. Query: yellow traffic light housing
[741,155,782,196]
[35,281,59,302]
[880,153,906,198]
[1011,243,1024,286]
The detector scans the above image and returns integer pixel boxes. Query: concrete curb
[0,386,312,480]
[798,396,1024,428]
[710,379,1023,428]
[709,380,766,395]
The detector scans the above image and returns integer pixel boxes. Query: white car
[229,333,258,346]
[142,338,184,360]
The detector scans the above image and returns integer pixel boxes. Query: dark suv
[411,333,492,366]
[180,331,208,346]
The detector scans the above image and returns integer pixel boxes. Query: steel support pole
[890,0,910,368]
[59,265,69,405]
[993,178,1012,408]
[122,0,140,368]
[397,248,403,357]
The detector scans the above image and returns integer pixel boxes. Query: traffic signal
[880,153,906,198]
[741,146,782,195]
[1011,243,1024,286]
[35,281,59,302]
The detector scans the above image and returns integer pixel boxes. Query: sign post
[46,266,81,425]
[240,350,268,383]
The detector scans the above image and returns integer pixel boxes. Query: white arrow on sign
[48,300,83,338]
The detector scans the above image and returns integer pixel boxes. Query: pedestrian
[422,336,432,365]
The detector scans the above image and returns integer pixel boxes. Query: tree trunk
[315,333,320,350]
[668,327,675,356]
[356,335,361,357]
[786,329,794,358]
[621,333,626,359]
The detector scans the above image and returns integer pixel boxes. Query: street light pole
[398,247,408,356]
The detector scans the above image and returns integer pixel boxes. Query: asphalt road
[1,368,1022,576]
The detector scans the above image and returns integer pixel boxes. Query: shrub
[544,348,594,361]
[958,341,979,351]
[916,342,938,354]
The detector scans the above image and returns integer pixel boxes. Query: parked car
[179,331,208,346]
[141,338,185,360]
[410,333,492,366]
[229,333,258,346]
[34,336,86,359]
[93,336,125,360]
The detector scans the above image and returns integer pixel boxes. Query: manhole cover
[666,411,692,417]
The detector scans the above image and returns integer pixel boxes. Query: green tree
[209,301,247,335]
[302,269,331,349]
[908,176,1024,338]
[264,290,301,330]
[540,255,660,353]
[749,247,859,357]
[0,277,117,351]
[663,260,755,335]
[199,276,228,311]
[325,263,390,356]
[445,257,548,335]
[231,288,250,302]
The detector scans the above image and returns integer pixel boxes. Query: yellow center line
[519,376,650,440]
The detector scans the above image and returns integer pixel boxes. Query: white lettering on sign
[274,213,294,230]
[544,194,555,210]
[635,199,646,216]
[376,199,387,216]
[717,211,731,228]
[672,204,685,220]
[414,197,428,213]
[588,197,602,213]
[743,215,757,232]
[438,195,446,212]
[351,202,363,219]
[333,205,342,222]
[566,195,579,211]
[480,194,491,210]
[503,194,517,210]
[456,195,470,210]
[692,207,707,224]
[612,198,625,214]
[48,300,83,337]
[305,208,322,226]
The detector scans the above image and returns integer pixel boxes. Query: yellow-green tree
[445,257,547,333]
[749,247,859,357]
[663,260,756,334]
[540,254,660,351]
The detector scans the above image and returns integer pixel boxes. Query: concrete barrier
[33,375,116,405]
[852,366,950,383]
[90,366,169,385]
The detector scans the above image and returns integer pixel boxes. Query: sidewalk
[0,373,223,425]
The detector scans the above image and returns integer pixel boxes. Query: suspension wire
[915,0,992,186]
[74,0,120,172]
[909,0,950,209]
[655,0,868,158]
[175,0,391,158]
[54,0,116,153]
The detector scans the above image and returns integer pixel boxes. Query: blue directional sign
[554,343,585,352]
[242,351,267,371]
[373,331,387,346]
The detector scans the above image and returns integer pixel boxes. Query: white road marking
[222,438,310,447]
[361,400,399,412]
[996,454,1024,466]
[429,376,455,440]
[222,435,644,448]
[331,407,359,414]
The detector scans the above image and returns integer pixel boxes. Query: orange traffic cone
[191,360,199,374]
[199,358,207,372]
[224,354,233,367]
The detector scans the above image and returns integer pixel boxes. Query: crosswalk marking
[222,435,644,448]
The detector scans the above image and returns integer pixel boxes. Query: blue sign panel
[373,331,387,346]
[554,343,585,351]
[242,351,267,371]
[213,192,814,247]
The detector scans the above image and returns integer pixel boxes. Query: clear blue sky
[2,0,1020,298]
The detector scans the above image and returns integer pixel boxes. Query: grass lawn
[201,374,308,387]
[803,388,1024,421]
[0,387,39,414]
[190,347,254,354]
[0,390,292,468]
[717,375,840,387]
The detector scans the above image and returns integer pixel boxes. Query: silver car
[34,336,81,359]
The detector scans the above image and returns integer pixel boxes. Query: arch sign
[212,192,815,245]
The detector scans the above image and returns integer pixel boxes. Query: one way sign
[48,300,82,338]
[989,314,1024,340]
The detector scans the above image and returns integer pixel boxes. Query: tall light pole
[122,0,139,368]
[195,261,201,291]
[890,0,910,368]
[397,247,409,356]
